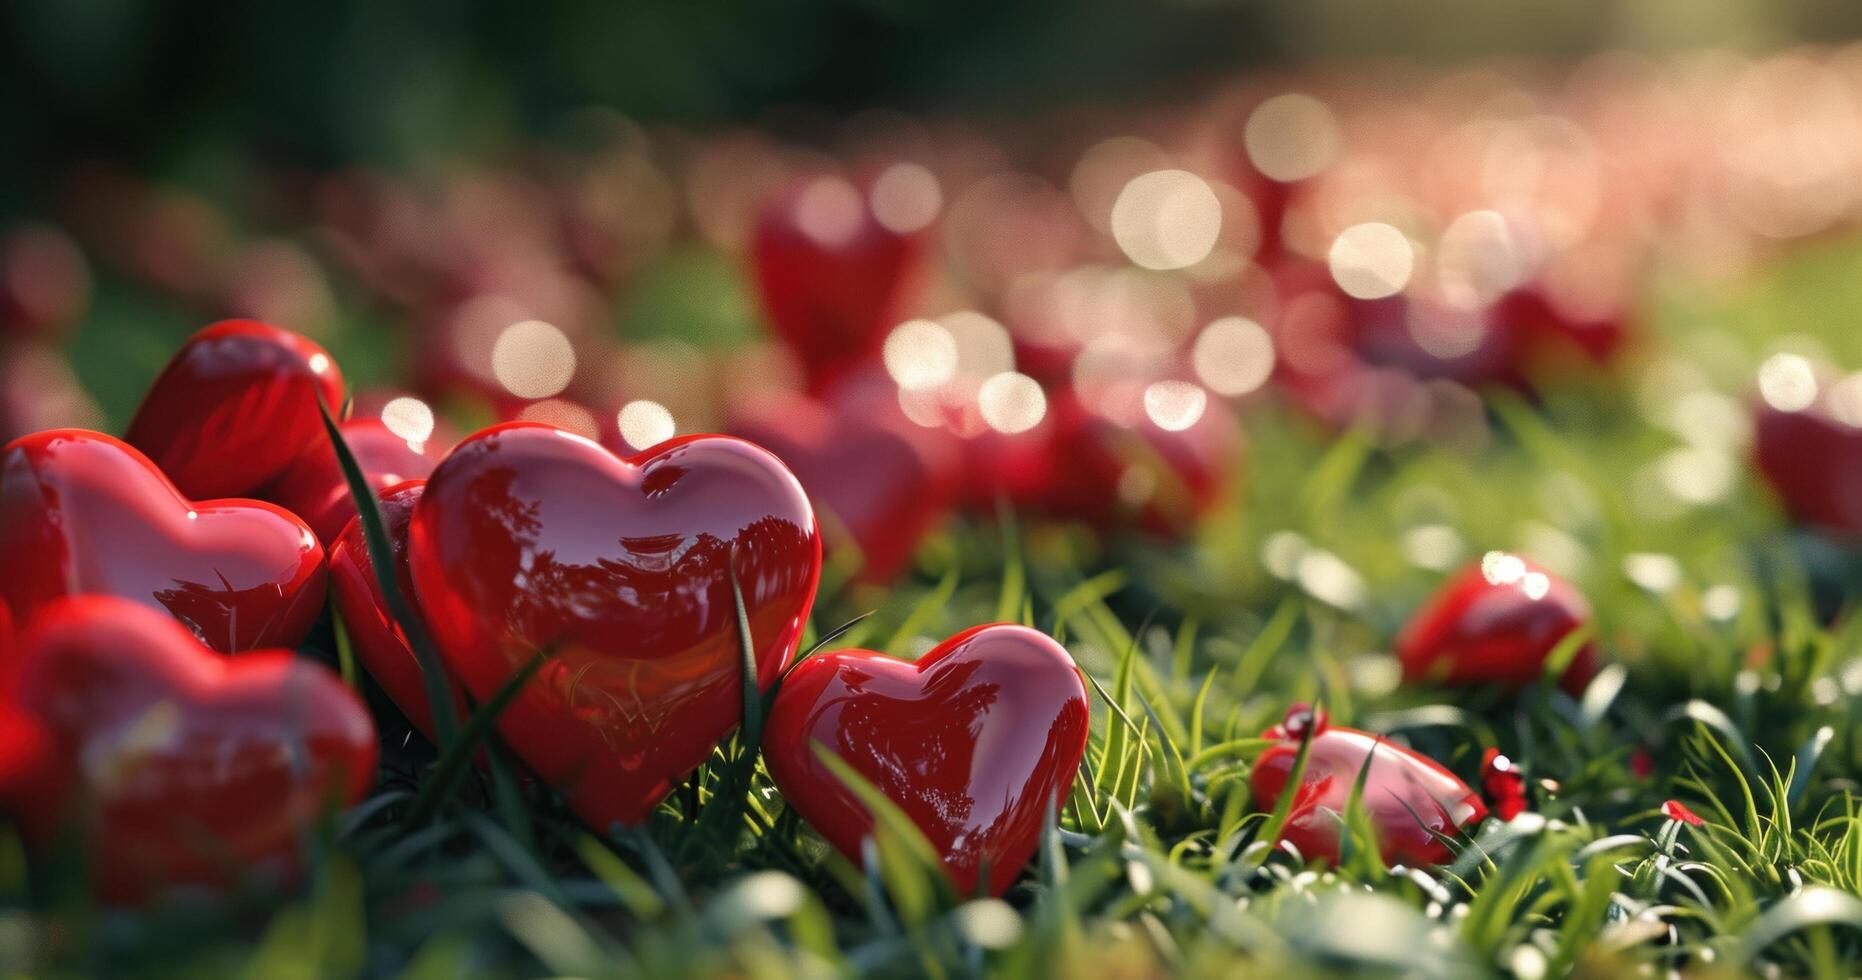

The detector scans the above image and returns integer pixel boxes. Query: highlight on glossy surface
[124,319,346,499]
[1395,551,1599,693]
[763,623,1090,897]
[1251,704,1487,867]
[0,429,327,653]
[407,422,822,828]
[8,595,376,903]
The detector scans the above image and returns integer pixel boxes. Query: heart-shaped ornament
[328,479,468,746]
[6,595,376,903]
[0,429,327,653]
[752,172,927,395]
[408,423,821,828]
[266,418,440,545]
[729,378,959,582]
[125,319,345,499]
[1251,705,1486,867]
[1396,551,1598,693]
[764,624,1090,896]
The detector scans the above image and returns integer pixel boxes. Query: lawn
[10,229,1862,979]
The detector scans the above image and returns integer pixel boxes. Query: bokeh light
[492,320,576,398]
[618,399,676,449]
[1328,222,1414,299]
[977,372,1046,434]
[1191,317,1276,396]
[1110,170,1222,270]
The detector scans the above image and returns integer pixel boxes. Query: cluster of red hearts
[0,317,1604,903]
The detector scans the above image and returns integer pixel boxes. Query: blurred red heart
[0,429,326,653]
[265,418,440,545]
[1751,363,1862,536]
[328,479,461,744]
[1251,705,1486,867]
[752,172,927,395]
[1042,388,1242,537]
[730,378,959,582]
[6,595,375,903]
[1396,551,1599,694]
[125,319,346,499]
[408,423,821,828]
[764,624,1090,897]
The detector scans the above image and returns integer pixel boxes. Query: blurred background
[9,0,1862,600]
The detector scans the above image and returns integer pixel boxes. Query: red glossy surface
[1753,388,1862,536]
[0,429,327,653]
[1043,389,1242,537]
[408,423,821,828]
[265,418,440,545]
[125,319,346,499]
[730,381,959,582]
[1251,706,1487,867]
[329,480,459,742]
[1480,747,1528,821]
[1395,552,1599,693]
[764,624,1090,897]
[751,174,926,395]
[8,596,376,903]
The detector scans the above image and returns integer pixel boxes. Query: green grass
[18,239,1862,977]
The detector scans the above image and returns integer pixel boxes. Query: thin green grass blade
[316,397,459,748]
[407,644,554,826]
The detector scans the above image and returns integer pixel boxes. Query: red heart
[328,479,463,743]
[764,624,1090,897]
[125,320,346,500]
[752,173,926,395]
[1752,362,1862,537]
[730,379,959,582]
[1396,551,1598,694]
[1251,706,1486,867]
[1041,388,1242,537]
[7,595,376,903]
[408,423,821,828]
[266,418,440,545]
[0,429,327,653]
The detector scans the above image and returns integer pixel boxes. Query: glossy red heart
[1396,551,1599,694]
[1251,705,1487,867]
[408,423,821,828]
[730,379,959,582]
[125,319,346,499]
[266,418,440,545]
[0,429,327,653]
[328,480,457,744]
[764,624,1090,897]
[6,595,376,903]
[752,173,927,395]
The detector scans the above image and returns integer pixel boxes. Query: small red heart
[1251,705,1486,867]
[1752,363,1862,536]
[6,595,376,903]
[730,379,959,582]
[408,423,821,828]
[1042,388,1242,537]
[764,624,1090,897]
[1396,551,1598,693]
[328,479,453,743]
[266,418,440,545]
[125,320,346,499]
[752,173,927,395]
[0,429,327,653]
